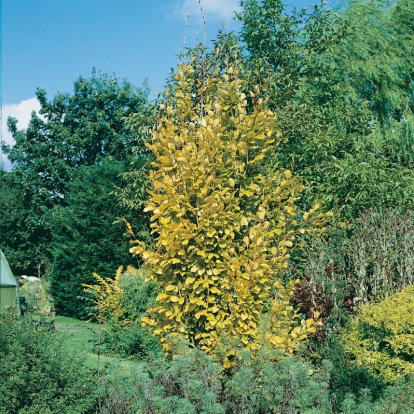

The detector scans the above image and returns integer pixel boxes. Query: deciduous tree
[132,60,327,363]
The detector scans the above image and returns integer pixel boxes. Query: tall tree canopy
[3,70,151,201]
[48,159,148,319]
[0,71,153,277]
[236,0,414,216]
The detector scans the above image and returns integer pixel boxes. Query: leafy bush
[0,312,97,414]
[98,343,334,414]
[95,340,414,414]
[133,58,329,363]
[18,278,54,315]
[343,286,414,383]
[317,335,385,411]
[84,266,159,358]
[348,209,414,302]
[340,375,414,414]
[102,323,162,358]
[293,208,414,338]
[84,266,156,324]
[49,159,142,320]
[116,266,157,321]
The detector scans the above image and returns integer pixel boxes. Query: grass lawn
[52,316,143,372]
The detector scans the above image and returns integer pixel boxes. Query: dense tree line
[1,71,154,317]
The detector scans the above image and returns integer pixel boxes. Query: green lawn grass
[52,316,143,373]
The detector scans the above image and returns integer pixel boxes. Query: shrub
[98,342,336,414]
[317,335,385,411]
[83,266,159,358]
[97,339,414,413]
[102,322,162,358]
[343,286,414,383]
[117,266,157,321]
[348,209,414,302]
[18,278,54,315]
[48,159,143,320]
[0,312,97,414]
[293,208,414,338]
[83,266,156,324]
[340,375,414,414]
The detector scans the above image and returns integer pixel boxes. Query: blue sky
[1,0,324,168]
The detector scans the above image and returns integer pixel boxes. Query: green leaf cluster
[0,313,97,414]
[237,0,414,217]
[0,70,153,282]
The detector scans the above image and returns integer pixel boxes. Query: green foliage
[0,312,97,414]
[3,70,151,199]
[98,344,334,414]
[316,335,385,411]
[343,286,414,383]
[346,209,414,302]
[294,209,414,331]
[83,266,159,358]
[116,265,158,321]
[101,323,162,359]
[0,170,51,277]
[18,278,54,315]
[83,265,156,324]
[236,0,414,218]
[1,70,153,278]
[223,350,333,413]
[113,107,157,216]
[340,375,414,414]
[49,159,146,319]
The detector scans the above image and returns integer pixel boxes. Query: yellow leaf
[141,316,156,327]
[207,229,216,237]
[270,336,285,344]
[156,293,169,301]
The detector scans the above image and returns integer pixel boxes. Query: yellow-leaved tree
[131,60,328,365]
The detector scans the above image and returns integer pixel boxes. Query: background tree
[0,170,50,276]
[237,0,414,217]
[48,158,152,319]
[1,70,153,278]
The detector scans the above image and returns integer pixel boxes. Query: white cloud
[1,97,41,170]
[172,0,241,22]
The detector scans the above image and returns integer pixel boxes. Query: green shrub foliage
[1,71,153,277]
[83,266,160,358]
[293,208,414,339]
[0,313,97,414]
[98,344,333,414]
[237,0,414,218]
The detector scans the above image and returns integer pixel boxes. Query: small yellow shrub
[82,266,126,323]
[343,285,414,383]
